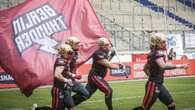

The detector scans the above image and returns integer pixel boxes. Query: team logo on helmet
[58,44,73,59]
[98,37,110,47]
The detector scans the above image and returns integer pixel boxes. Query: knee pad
[83,92,92,99]
[82,90,90,98]
[168,106,175,110]
[106,89,112,96]
[105,92,112,98]
[168,102,176,110]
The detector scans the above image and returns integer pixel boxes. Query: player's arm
[156,57,189,70]
[97,59,120,69]
[54,66,70,82]
[55,58,66,66]
[108,49,116,61]
[143,62,150,76]
[67,71,82,80]
[108,55,113,61]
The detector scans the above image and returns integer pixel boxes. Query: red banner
[1,60,195,89]
[132,53,148,63]
[0,0,108,96]
[133,60,195,79]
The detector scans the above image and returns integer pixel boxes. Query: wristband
[64,78,68,82]
[72,74,76,77]
[118,64,123,69]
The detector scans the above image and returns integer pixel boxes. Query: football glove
[110,50,116,58]
[118,64,125,69]
[71,73,82,80]
[64,78,73,87]
[75,74,82,80]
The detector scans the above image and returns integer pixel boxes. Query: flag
[0,0,109,97]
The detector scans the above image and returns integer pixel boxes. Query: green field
[0,76,195,110]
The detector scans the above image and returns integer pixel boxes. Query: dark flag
[0,0,109,96]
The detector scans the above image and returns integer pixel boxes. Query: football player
[66,36,90,104]
[72,37,124,110]
[133,33,189,110]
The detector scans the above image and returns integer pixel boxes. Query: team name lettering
[0,74,14,81]
[12,4,67,53]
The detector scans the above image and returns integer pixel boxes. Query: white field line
[2,90,195,110]
[83,90,195,103]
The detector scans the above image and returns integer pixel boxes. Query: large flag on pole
[0,0,109,97]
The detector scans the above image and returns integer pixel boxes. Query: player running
[51,43,75,110]
[133,33,189,110]
[72,37,124,110]
[65,36,90,103]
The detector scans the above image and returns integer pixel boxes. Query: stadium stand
[149,0,195,27]
[0,0,24,10]
[177,0,195,9]
[91,0,195,52]
[1,0,195,52]
[135,0,195,30]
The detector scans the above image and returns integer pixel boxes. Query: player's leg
[72,80,89,98]
[133,81,158,110]
[34,106,52,110]
[63,89,75,110]
[91,75,113,110]
[142,81,158,110]
[51,87,65,110]
[158,84,175,110]
[72,81,97,106]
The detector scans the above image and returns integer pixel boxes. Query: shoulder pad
[55,58,66,66]
[94,50,107,60]
[155,50,166,57]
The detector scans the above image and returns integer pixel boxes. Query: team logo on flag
[12,4,68,55]
[0,0,109,96]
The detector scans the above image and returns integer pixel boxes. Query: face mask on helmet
[58,44,73,59]
[98,37,111,52]
[66,36,80,51]
[150,33,167,50]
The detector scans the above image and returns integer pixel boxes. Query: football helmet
[66,36,80,51]
[150,33,167,50]
[58,44,73,59]
[98,37,110,47]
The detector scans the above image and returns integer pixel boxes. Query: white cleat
[32,103,38,110]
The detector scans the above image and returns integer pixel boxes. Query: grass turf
[0,76,195,110]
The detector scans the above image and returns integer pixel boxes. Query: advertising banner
[167,34,183,56]
[1,60,195,89]
[0,67,16,88]
[132,53,148,63]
